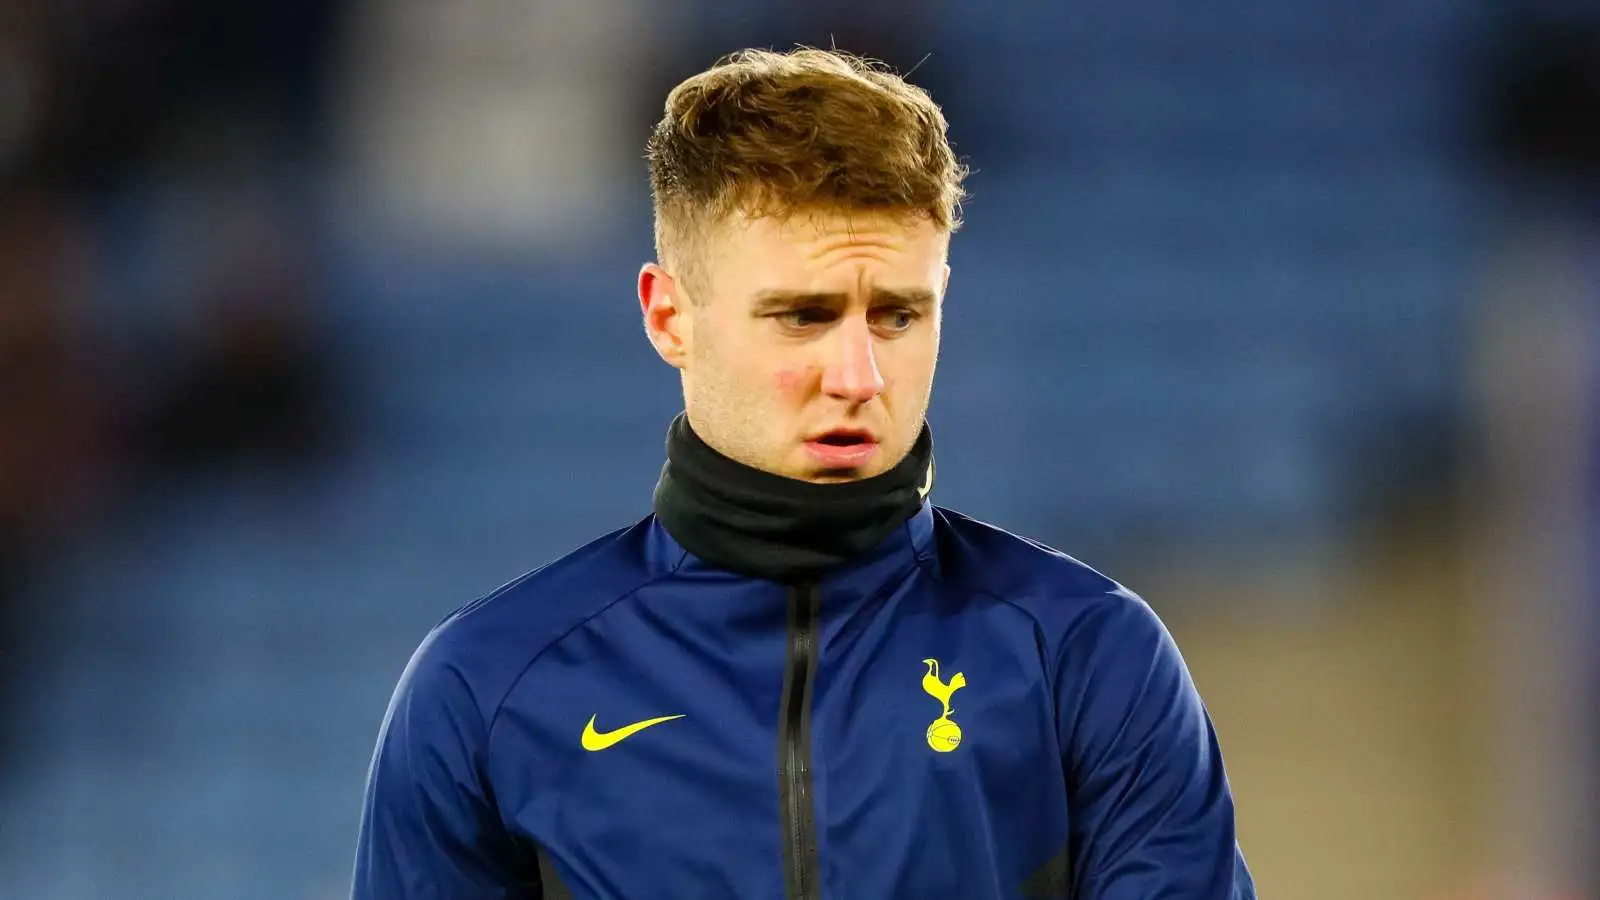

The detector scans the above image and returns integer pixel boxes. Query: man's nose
[820,318,884,404]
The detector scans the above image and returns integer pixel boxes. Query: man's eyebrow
[749,288,936,313]
[872,287,936,307]
[750,290,846,313]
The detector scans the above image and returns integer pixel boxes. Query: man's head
[640,48,967,483]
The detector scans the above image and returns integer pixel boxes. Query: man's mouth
[810,429,876,447]
[802,429,881,468]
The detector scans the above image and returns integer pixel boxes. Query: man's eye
[877,308,919,331]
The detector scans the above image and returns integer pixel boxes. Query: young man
[351,48,1256,899]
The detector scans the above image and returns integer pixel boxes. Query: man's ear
[639,262,690,369]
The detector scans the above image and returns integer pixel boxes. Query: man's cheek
[773,366,817,396]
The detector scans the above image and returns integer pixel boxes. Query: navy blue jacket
[351,502,1256,898]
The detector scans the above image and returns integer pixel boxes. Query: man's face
[641,209,949,483]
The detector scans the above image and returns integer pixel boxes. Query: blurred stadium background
[0,1,1596,898]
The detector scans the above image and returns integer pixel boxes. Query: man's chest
[486,594,1072,899]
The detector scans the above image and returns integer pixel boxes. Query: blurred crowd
[0,0,350,747]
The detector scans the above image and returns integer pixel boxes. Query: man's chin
[806,467,868,484]
[760,456,870,484]
[763,460,864,484]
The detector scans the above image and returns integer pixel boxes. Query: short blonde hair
[646,47,968,284]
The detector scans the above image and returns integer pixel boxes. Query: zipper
[778,582,821,900]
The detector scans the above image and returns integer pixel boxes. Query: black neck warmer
[652,413,934,583]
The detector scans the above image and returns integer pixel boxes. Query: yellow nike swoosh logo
[918,460,935,499]
[581,713,685,751]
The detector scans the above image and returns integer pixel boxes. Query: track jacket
[351,414,1257,899]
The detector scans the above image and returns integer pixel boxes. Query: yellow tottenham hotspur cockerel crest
[920,658,967,752]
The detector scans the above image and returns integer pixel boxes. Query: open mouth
[814,432,871,446]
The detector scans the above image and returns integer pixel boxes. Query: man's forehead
[701,213,947,272]
[682,207,948,301]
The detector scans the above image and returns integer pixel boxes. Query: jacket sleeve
[351,631,535,899]
[1056,592,1256,900]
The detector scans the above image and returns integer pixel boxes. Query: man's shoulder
[439,515,666,636]
[396,515,672,719]
[930,506,1161,641]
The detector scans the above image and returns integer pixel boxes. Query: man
[352,47,1256,899]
